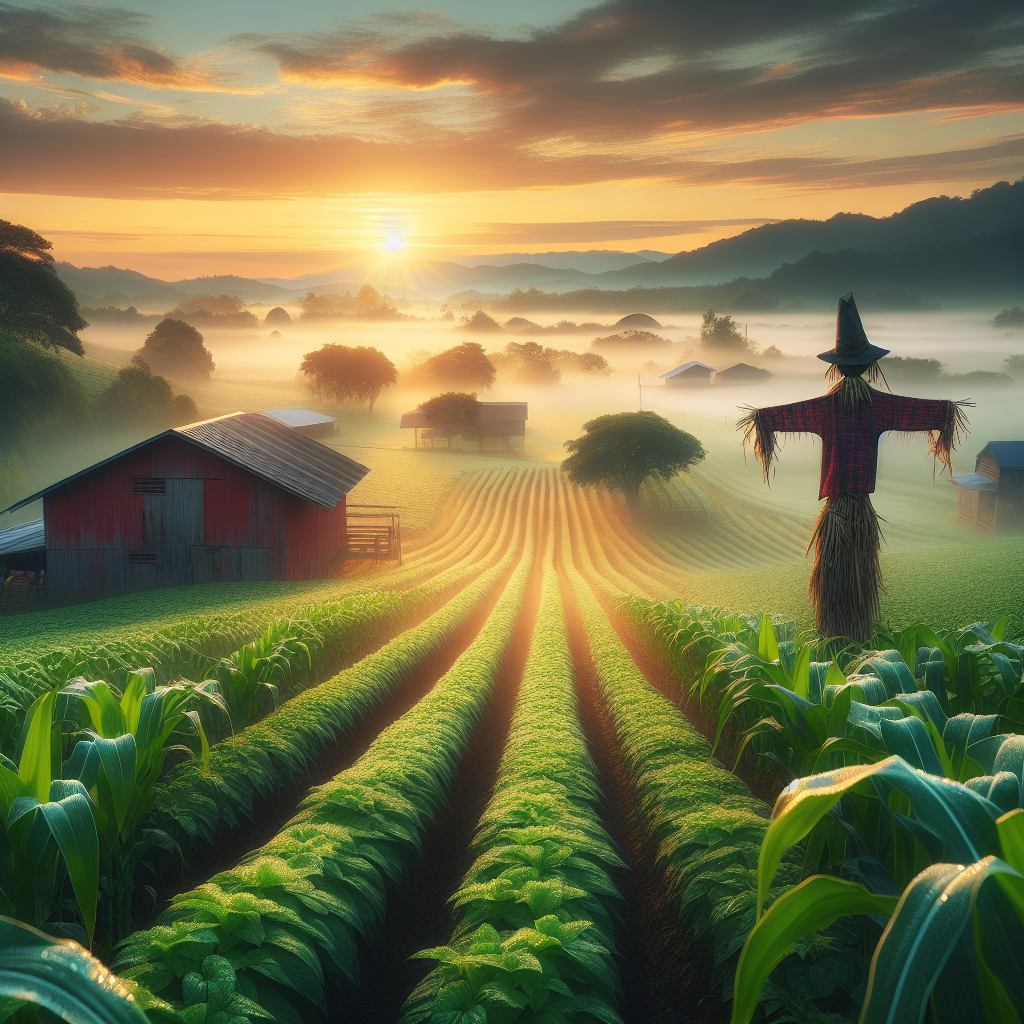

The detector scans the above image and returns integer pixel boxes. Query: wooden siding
[43,434,344,595]
[977,456,1000,484]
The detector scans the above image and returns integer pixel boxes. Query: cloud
[0,3,261,92]
[1,95,1019,199]
[242,0,1023,141]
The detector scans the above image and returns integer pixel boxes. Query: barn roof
[953,474,999,491]
[982,441,1024,467]
[261,408,338,428]
[0,519,45,556]
[659,361,716,379]
[2,412,370,514]
[400,402,528,429]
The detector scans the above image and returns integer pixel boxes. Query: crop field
[5,463,1023,1024]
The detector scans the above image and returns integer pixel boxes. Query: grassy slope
[676,537,1024,632]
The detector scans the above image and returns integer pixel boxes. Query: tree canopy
[591,329,670,350]
[699,310,753,353]
[419,392,482,446]
[0,220,88,355]
[562,411,706,515]
[411,342,496,389]
[300,344,397,411]
[137,319,215,381]
[97,358,199,429]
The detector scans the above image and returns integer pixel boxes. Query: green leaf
[998,810,1024,874]
[93,734,138,833]
[0,916,148,1022]
[18,691,55,803]
[758,616,780,664]
[730,875,897,1024]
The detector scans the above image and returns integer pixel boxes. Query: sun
[380,235,407,250]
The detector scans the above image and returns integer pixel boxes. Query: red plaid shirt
[755,389,953,498]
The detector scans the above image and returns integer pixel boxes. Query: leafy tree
[298,284,395,319]
[0,220,87,354]
[410,342,496,389]
[457,310,504,332]
[300,344,397,411]
[500,341,561,384]
[993,307,1024,328]
[96,359,198,428]
[168,294,258,327]
[419,392,482,448]
[879,355,945,382]
[0,327,90,506]
[562,411,706,516]
[1005,353,1024,380]
[699,310,753,353]
[592,329,670,350]
[136,319,215,381]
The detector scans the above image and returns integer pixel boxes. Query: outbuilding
[261,408,339,438]
[401,402,527,452]
[714,362,773,385]
[659,361,716,387]
[1,412,372,597]
[953,441,1024,529]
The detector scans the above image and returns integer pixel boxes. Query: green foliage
[402,564,625,1023]
[115,546,533,1024]
[993,307,1024,329]
[96,360,199,429]
[700,310,752,353]
[299,343,397,411]
[419,392,483,443]
[0,327,92,506]
[137,320,215,382]
[0,916,152,1023]
[0,221,87,354]
[731,763,1024,1024]
[562,411,706,513]
[411,342,496,390]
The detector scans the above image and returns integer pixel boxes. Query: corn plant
[403,562,626,1023]
[115,545,535,1024]
[731,758,1024,1024]
[0,916,156,1024]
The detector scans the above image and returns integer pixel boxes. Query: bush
[96,359,199,428]
[136,319,215,381]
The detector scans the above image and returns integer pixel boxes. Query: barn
[261,408,339,438]
[400,402,527,452]
[659,361,716,387]
[714,362,773,385]
[953,441,1024,529]
[0,412,371,597]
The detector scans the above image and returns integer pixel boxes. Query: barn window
[128,552,158,566]
[133,478,166,495]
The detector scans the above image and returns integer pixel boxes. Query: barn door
[138,479,205,586]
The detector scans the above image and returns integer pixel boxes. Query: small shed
[401,402,527,453]
[714,362,773,385]
[660,361,716,387]
[0,519,46,602]
[1,412,373,597]
[953,441,1024,529]
[261,408,339,438]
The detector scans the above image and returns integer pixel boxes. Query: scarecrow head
[817,292,890,381]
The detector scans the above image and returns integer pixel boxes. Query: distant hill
[479,226,1024,314]
[450,250,671,272]
[169,275,303,302]
[594,179,1023,287]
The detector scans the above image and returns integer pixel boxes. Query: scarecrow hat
[817,292,889,365]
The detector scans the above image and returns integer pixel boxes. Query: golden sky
[1,0,1021,277]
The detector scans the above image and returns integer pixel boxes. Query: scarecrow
[738,293,970,642]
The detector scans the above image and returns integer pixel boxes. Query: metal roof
[659,361,716,379]
[261,408,338,428]
[0,519,45,555]
[400,401,528,429]
[2,413,370,513]
[953,474,999,491]
[983,441,1024,468]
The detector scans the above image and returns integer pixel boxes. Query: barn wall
[283,494,346,580]
[44,435,291,595]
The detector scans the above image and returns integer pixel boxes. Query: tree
[562,411,706,517]
[299,344,397,411]
[96,360,198,429]
[457,310,504,333]
[265,306,292,325]
[993,307,1024,329]
[0,220,87,354]
[1005,353,1024,380]
[419,392,482,449]
[136,319,215,381]
[501,341,560,384]
[168,294,259,328]
[0,327,90,506]
[410,342,496,389]
[699,310,753,353]
[591,329,670,350]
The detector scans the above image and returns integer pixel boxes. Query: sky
[1,0,1021,278]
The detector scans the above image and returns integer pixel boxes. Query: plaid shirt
[756,389,953,498]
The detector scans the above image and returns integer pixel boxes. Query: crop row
[115,533,537,1023]
[402,553,626,1023]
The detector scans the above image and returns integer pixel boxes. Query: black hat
[817,293,890,365]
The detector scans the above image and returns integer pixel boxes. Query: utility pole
[638,373,643,412]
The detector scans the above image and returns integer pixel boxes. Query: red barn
[2,412,370,596]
